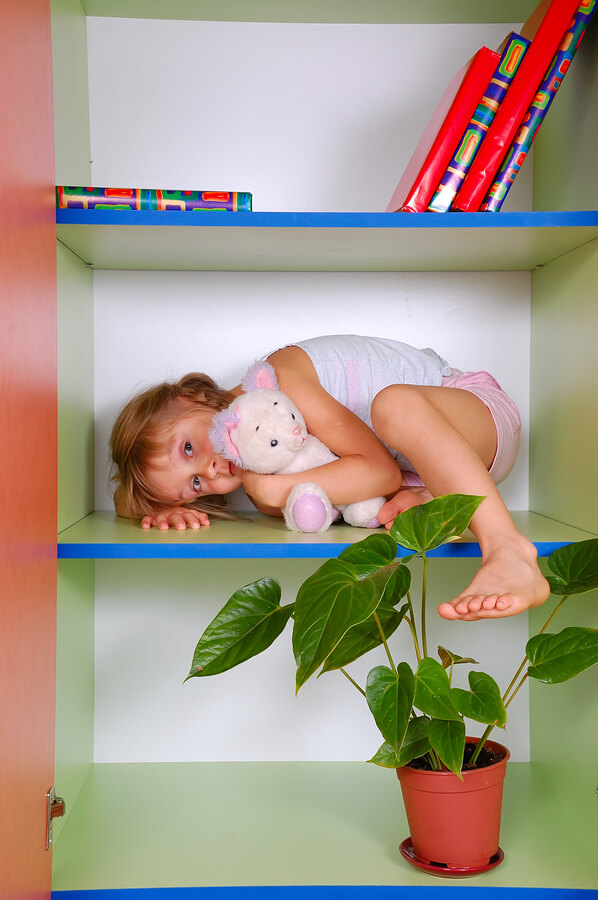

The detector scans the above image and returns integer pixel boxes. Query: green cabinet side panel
[529,238,598,534]
[51,0,91,185]
[57,242,93,532]
[54,559,95,843]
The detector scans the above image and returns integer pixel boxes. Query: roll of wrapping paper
[56,186,253,211]
[453,0,582,211]
[427,33,530,213]
[481,0,597,212]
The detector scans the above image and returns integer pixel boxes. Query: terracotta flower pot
[396,737,510,874]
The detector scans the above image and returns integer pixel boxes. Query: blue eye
[192,476,201,492]
[184,441,192,457]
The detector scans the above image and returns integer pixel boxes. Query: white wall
[86,17,532,213]
[93,269,531,511]
[87,16,533,764]
[94,559,530,763]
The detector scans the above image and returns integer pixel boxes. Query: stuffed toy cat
[209,361,385,533]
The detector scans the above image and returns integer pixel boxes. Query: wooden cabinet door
[0,1,57,895]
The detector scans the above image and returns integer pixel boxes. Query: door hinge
[45,786,66,850]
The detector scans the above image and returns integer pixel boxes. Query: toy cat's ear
[241,360,279,392]
[209,404,245,468]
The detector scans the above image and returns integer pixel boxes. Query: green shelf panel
[55,210,598,273]
[79,0,540,24]
[57,510,596,560]
[51,760,598,892]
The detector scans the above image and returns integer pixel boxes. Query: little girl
[110,334,550,622]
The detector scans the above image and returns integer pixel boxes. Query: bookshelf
[46,1,598,897]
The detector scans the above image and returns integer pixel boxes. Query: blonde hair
[110,373,235,520]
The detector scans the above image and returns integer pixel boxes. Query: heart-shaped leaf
[366,663,415,751]
[187,577,293,678]
[396,716,432,766]
[338,532,399,574]
[389,494,484,553]
[293,559,383,690]
[321,600,408,673]
[428,718,466,777]
[452,671,507,727]
[438,645,479,669]
[414,657,462,721]
[368,742,400,768]
[527,627,598,683]
[546,539,598,595]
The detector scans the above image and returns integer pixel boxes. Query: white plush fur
[209,362,385,532]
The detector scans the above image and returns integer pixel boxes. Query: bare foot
[438,537,550,621]
[378,487,433,528]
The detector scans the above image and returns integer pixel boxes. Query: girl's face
[147,408,242,504]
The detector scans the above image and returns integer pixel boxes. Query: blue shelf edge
[55,208,598,230]
[56,540,571,560]
[52,887,598,900]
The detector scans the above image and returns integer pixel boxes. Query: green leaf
[187,577,293,678]
[396,716,432,766]
[366,663,415,751]
[414,657,462,721]
[527,627,598,683]
[368,741,400,768]
[452,671,507,727]
[321,600,408,672]
[389,494,484,553]
[428,718,466,777]
[293,559,382,690]
[438,645,479,669]
[546,539,598,595]
[370,718,431,768]
[338,532,399,574]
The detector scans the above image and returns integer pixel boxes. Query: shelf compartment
[55,210,598,273]
[57,510,596,560]
[51,760,598,893]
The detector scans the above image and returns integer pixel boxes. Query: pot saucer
[399,838,504,877]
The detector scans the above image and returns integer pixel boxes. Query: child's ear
[241,360,279,392]
[209,405,245,467]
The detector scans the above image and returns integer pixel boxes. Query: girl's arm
[240,345,403,510]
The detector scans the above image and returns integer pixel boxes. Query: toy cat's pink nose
[292,425,302,435]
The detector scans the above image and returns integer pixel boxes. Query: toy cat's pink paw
[364,516,382,529]
[290,493,329,532]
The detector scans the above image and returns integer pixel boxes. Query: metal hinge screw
[45,787,66,850]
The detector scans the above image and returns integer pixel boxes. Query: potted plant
[186,494,598,876]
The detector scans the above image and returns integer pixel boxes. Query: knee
[371,384,426,443]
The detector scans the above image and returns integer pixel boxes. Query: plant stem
[504,673,528,710]
[503,594,569,706]
[469,724,494,766]
[339,667,366,697]
[472,593,570,765]
[403,610,422,664]
[373,610,397,674]
[421,553,429,658]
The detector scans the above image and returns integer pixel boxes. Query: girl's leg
[371,384,550,621]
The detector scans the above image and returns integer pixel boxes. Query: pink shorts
[401,369,521,488]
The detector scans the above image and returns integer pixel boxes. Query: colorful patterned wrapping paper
[56,186,253,212]
[389,47,500,212]
[427,33,530,213]
[452,0,581,211]
[481,0,597,212]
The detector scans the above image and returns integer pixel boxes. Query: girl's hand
[239,471,284,517]
[140,506,210,531]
